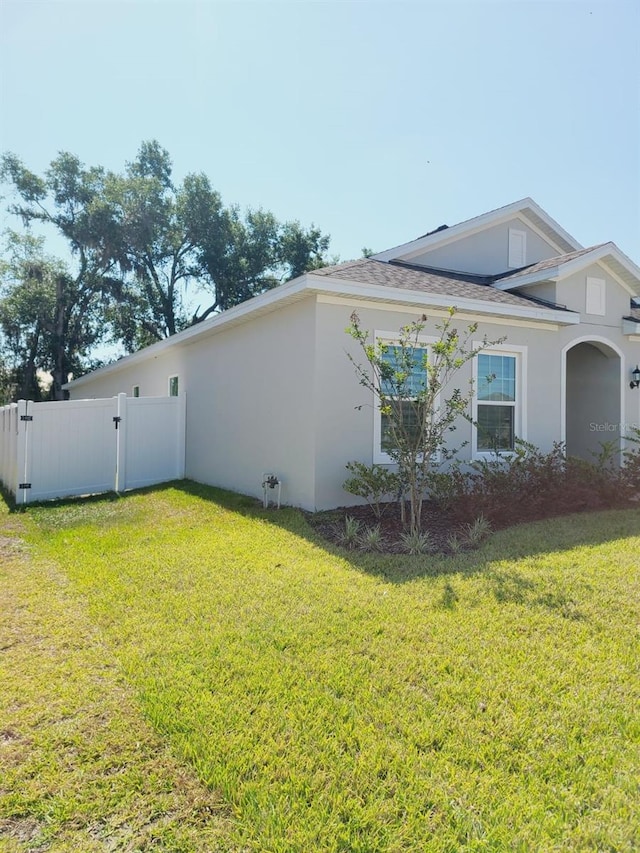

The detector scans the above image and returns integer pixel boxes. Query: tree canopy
[0,142,331,399]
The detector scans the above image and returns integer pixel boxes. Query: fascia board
[611,243,640,280]
[372,197,582,263]
[493,269,560,291]
[306,275,579,325]
[518,199,584,253]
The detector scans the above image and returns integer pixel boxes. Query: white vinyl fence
[0,393,186,505]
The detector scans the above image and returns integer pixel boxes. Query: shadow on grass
[7,478,638,620]
[176,482,639,622]
[168,480,639,610]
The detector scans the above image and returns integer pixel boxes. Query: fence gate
[0,393,186,505]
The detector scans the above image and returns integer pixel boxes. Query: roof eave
[66,271,580,390]
[306,275,580,325]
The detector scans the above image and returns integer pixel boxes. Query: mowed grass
[0,507,237,853]
[2,482,639,852]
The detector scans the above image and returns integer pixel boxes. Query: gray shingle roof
[493,244,608,284]
[309,258,562,310]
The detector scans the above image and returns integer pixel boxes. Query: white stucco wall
[310,294,640,509]
[182,298,317,508]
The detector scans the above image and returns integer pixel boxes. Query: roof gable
[492,242,640,297]
[372,198,582,265]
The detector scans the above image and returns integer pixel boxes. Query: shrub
[620,427,640,498]
[429,439,637,527]
[343,462,399,519]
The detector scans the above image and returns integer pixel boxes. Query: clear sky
[1,0,639,264]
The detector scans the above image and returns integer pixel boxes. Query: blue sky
[1,0,639,263]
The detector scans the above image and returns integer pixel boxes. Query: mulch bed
[306,500,473,555]
[306,494,639,555]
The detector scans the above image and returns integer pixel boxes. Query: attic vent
[508,229,527,268]
[586,277,606,316]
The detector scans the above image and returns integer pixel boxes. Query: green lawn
[1,483,639,852]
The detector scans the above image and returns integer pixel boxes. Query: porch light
[630,365,640,389]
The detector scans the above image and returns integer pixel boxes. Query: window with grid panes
[379,344,428,455]
[476,353,517,452]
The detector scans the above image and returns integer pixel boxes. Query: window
[508,228,527,268]
[132,385,140,398]
[473,348,525,455]
[168,375,179,397]
[585,277,606,316]
[374,339,429,463]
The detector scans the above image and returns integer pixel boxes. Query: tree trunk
[50,275,66,401]
[19,323,41,401]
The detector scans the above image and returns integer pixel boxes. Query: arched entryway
[562,338,623,460]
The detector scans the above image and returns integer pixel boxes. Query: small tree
[347,308,503,534]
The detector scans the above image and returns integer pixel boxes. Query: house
[66,198,640,511]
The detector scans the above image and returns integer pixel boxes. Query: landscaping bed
[309,491,639,556]
[326,441,640,554]
[308,499,467,554]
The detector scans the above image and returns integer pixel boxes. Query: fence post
[115,393,127,493]
[177,392,187,479]
[0,406,7,490]
[15,400,29,506]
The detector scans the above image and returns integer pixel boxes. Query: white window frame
[585,276,606,316]
[472,344,527,459]
[372,330,436,464]
[132,385,140,398]
[168,375,179,397]
[508,228,527,268]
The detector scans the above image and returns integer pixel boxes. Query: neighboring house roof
[372,197,582,263]
[309,258,564,311]
[492,242,640,296]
